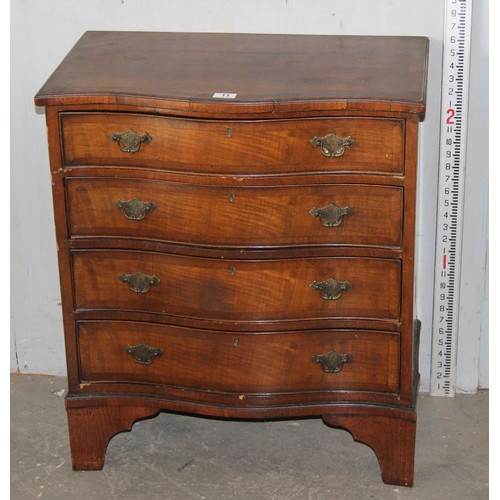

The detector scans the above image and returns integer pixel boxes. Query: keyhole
[229,266,236,276]
[226,128,232,138]
[232,338,239,347]
[228,193,235,202]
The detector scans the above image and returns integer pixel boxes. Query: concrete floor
[11,374,488,499]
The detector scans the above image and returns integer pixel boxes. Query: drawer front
[77,321,400,394]
[67,178,403,248]
[72,250,401,322]
[61,113,404,174]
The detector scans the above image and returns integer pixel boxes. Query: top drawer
[60,113,405,175]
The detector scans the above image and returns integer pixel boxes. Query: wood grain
[67,177,403,249]
[61,113,405,174]
[71,250,401,322]
[77,321,400,394]
[35,32,428,118]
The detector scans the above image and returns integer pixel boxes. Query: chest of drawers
[35,32,428,487]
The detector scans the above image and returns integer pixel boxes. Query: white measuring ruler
[430,0,473,396]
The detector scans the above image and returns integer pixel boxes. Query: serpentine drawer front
[66,178,404,248]
[61,113,405,174]
[35,32,428,487]
[77,321,400,396]
[72,250,401,322]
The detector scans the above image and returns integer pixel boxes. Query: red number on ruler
[446,108,455,124]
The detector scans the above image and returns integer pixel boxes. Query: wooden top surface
[35,31,428,117]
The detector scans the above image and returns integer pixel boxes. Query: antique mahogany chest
[35,32,428,486]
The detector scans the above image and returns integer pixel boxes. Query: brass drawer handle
[310,277,352,300]
[116,198,156,221]
[312,350,352,373]
[310,204,353,227]
[125,343,163,365]
[310,132,355,158]
[109,128,152,153]
[119,272,160,294]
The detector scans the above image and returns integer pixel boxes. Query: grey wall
[11,0,488,393]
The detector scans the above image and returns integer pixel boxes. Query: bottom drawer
[77,321,400,395]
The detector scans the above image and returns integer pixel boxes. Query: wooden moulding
[34,32,428,120]
[66,394,416,486]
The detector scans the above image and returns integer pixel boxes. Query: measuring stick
[430,0,473,396]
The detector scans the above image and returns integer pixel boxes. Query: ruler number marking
[446,108,455,124]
